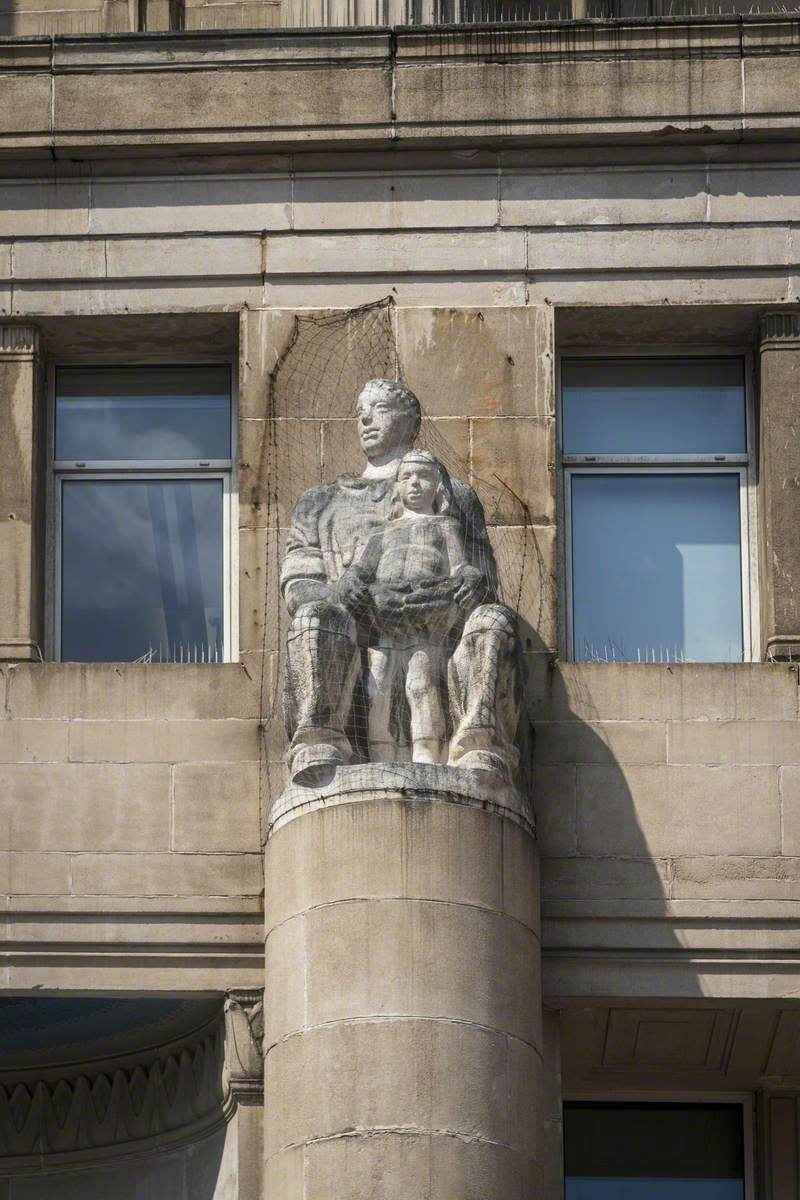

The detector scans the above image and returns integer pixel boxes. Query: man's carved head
[356,379,422,463]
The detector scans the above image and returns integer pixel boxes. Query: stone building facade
[1,4,800,1198]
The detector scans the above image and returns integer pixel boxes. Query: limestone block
[172,762,261,851]
[264,230,526,276]
[0,850,71,895]
[668,720,800,766]
[0,762,170,851]
[397,306,553,419]
[67,718,260,763]
[105,234,260,279]
[501,167,707,228]
[53,64,392,138]
[533,662,799,723]
[5,663,261,720]
[471,418,554,525]
[261,275,529,309]
[780,765,800,856]
[266,897,541,1045]
[501,817,540,931]
[742,54,800,128]
[527,224,789,274]
[239,307,295,421]
[91,176,292,235]
[12,239,106,281]
[671,855,800,901]
[535,721,667,766]
[0,73,50,139]
[264,799,508,927]
[265,1019,542,1160]
[532,764,577,858]
[12,278,265,316]
[527,271,793,309]
[0,182,90,237]
[576,763,781,857]
[709,166,800,223]
[540,856,672,902]
[0,719,68,761]
[293,172,498,231]
[70,851,264,896]
[394,54,742,135]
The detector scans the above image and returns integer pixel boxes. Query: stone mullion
[0,323,44,662]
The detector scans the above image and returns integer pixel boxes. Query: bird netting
[259,297,546,806]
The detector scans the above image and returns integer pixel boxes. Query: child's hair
[389,450,455,519]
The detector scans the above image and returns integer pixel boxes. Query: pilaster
[0,324,43,662]
[224,988,265,1200]
[758,313,800,659]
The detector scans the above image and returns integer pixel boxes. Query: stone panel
[576,763,781,857]
[91,176,292,235]
[264,229,526,275]
[0,762,170,851]
[67,718,260,763]
[172,762,262,851]
[397,306,553,420]
[501,167,707,227]
[70,851,263,895]
[293,171,498,231]
[668,720,800,766]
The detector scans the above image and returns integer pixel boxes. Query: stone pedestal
[0,324,43,662]
[263,765,544,1199]
[759,312,800,660]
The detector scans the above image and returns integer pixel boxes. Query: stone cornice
[2,17,800,156]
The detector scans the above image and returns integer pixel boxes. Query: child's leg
[405,646,447,765]
[367,645,406,763]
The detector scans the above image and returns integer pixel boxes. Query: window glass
[61,479,224,663]
[570,472,743,662]
[565,1102,745,1200]
[56,366,231,461]
[562,358,746,456]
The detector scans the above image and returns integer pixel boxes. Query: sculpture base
[267,760,534,837]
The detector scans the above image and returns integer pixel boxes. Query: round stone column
[263,764,544,1199]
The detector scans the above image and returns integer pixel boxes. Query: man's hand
[452,565,486,610]
[335,568,371,614]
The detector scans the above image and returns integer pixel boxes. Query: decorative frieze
[0,325,39,356]
[760,311,800,346]
[0,1020,228,1171]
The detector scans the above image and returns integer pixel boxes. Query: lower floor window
[564,1102,746,1199]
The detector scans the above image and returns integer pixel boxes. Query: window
[561,357,752,663]
[564,1102,748,1200]
[51,365,235,663]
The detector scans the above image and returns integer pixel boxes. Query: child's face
[397,462,439,513]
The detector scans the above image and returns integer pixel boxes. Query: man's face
[356,385,415,460]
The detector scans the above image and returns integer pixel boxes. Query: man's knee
[290,599,355,640]
[462,603,517,641]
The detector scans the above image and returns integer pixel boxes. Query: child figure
[343,450,480,765]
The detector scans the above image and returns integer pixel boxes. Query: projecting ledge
[267,761,534,839]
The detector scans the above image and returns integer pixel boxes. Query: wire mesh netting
[260,298,546,805]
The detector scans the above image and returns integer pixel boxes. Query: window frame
[556,347,758,664]
[46,358,239,665]
[561,1092,756,1200]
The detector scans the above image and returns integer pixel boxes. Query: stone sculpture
[280,378,520,786]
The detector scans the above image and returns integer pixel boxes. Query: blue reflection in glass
[61,479,223,663]
[566,1181,744,1199]
[571,473,743,662]
[56,366,231,461]
[562,359,745,456]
